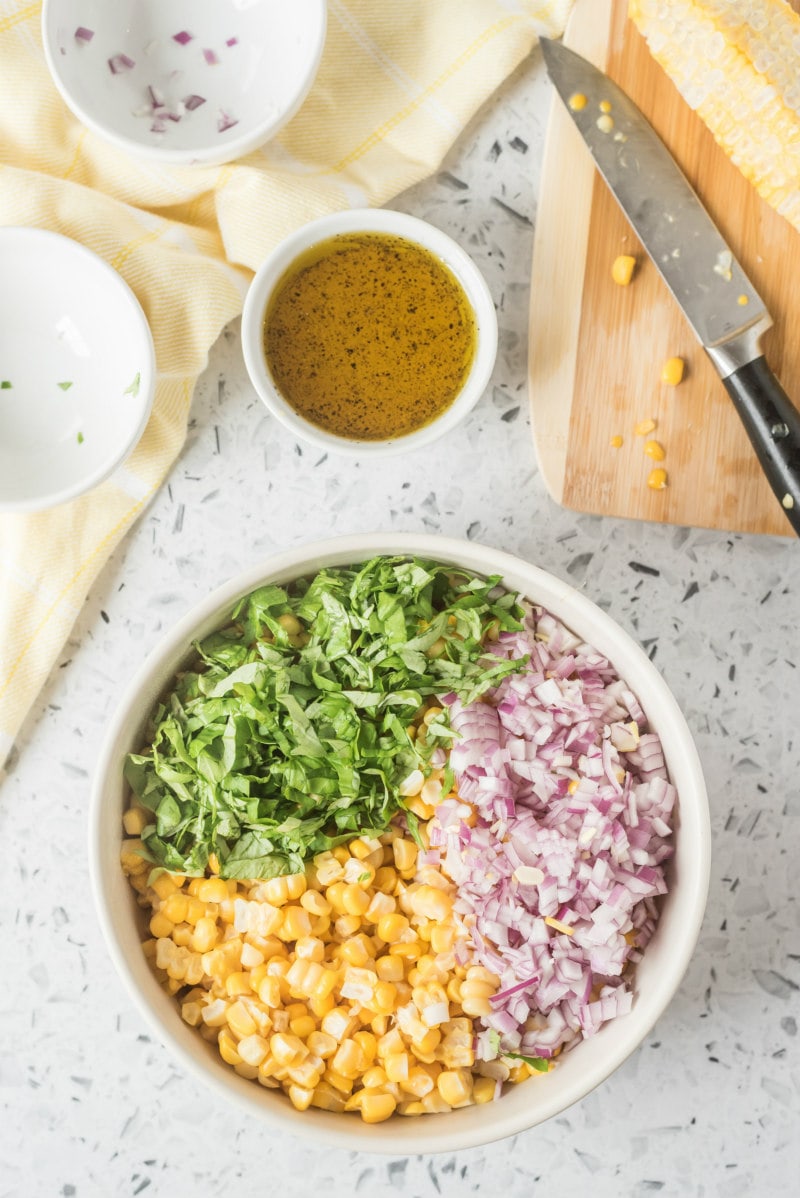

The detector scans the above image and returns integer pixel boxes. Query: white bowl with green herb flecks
[0,227,155,512]
[90,533,710,1153]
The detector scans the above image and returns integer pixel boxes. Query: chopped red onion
[217,109,239,133]
[74,26,94,42]
[226,36,238,47]
[433,606,675,1065]
[183,94,206,111]
[173,31,194,45]
[108,53,135,75]
[203,48,220,65]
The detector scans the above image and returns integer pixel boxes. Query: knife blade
[540,36,800,535]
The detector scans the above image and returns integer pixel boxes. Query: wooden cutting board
[528,0,800,536]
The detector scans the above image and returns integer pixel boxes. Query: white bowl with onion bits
[42,0,327,167]
[0,227,155,513]
[241,209,498,455]
[91,533,711,1153]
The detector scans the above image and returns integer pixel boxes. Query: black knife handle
[721,356,800,536]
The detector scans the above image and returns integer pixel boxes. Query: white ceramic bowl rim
[0,226,155,512]
[90,533,711,1154]
[240,210,499,457]
[41,0,328,167]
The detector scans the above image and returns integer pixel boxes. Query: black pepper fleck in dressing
[262,232,477,440]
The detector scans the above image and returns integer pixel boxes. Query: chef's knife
[540,37,800,536]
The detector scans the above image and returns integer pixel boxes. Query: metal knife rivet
[771,423,789,440]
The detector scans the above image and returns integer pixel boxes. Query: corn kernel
[150,873,179,900]
[643,439,666,462]
[280,905,312,941]
[122,807,148,837]
[226,1000,257,1039]
[360,1092,397,1123]
[308,1030,338,1059]
[119,840,148,875]
[341,884,371,917]
[324,1068,355,1095]
[611,254,636,285]
[309,992,335,1020]
[218,1028,243,1065]
[473,1075,497,1104]
[238,1034,270,1067]
[149,912,174,939]
[338,936,372,968]
[300,889,331,917]
[389,941,422,961]
[634,418,657,436]
[257,975,283,1008]
[392,839,418,873]
[373,866,398,893]
[310,1081,346,1112]
[647,467,668,490]
[568,91,587,111]
[288,1084,315,1111]
[196,877,228,904]
[408,885,452,921]
[661,356,685,385]
[610,434,624,449]
[377,913,410,944]
[437,1068,473,1107]
[225,971,253,998]
[385,1052,410,1083]
[270,1032,307,1067]
[290,1015,317,1040]
[192,916,218,954]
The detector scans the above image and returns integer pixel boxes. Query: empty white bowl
[0,227,155,512]
[42,0,327,167]
[241,209,499,456]
[90,533,711,1153]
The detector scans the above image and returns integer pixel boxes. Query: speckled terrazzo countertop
[2,46,799,1198]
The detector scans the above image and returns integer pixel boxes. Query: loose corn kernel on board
[528,0,800,536]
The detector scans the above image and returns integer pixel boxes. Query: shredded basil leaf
[125,556,525,879]
[57,381,73,391]
[124,371,141,397]
[503,1051,550,1072]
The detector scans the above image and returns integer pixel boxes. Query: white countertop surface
[3,45,799,1198]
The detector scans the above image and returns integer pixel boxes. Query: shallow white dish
[90,533,711,1153]
[0,227,155,513]
[241,209,498,457]
[42,0,327,167]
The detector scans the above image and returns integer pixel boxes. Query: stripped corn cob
[630,0,800,233]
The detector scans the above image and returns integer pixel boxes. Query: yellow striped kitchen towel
[0,0,573,769]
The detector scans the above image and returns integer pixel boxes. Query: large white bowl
[241,210,498,456]
[90,533,711,1153]
[0,227,155,512]
[42,0,327,167]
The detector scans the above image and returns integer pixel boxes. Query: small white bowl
[241,209,498,456]
[42,0,327,167]
[90,533,711,1153]
[0,227,155,513]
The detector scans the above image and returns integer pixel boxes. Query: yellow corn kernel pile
[121,804,542,1122]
